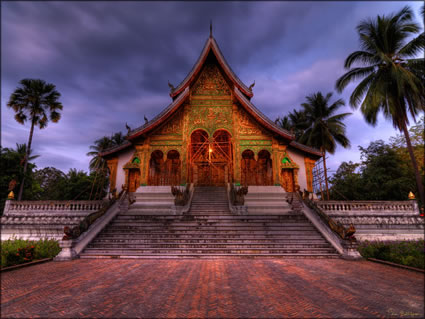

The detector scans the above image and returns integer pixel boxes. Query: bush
[1,238,61,268]
[358,240,424,269]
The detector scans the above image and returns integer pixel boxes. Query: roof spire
[210,20,213,38]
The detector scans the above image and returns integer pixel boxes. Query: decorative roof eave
[100,140,132,157]
[170,36,253,99]
[234,88,294,140]
[289,141,323,158]
[234,88,322,158]
[99,87,189,158]
[127,87,190,141]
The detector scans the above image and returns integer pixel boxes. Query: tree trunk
[401,122,424,209]
[18,120,35,200]
[322,150,330,200]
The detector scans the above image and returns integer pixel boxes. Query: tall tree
[335,6,425,206]
[7,79,63,200]
[299,92,352,200]
[87,136,114,171]
[275,109,309,140]
[14,143,40,165]
[87,131,126,171]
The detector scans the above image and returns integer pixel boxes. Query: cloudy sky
[2,1,423,175]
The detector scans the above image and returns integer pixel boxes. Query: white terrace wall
[316,200,424,242]
[1,200,106,241]
[286,148,308,192]
[116,147,134,194]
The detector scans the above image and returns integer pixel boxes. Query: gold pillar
[135,143,149,185]
[304,157,316,193]
[106,158,118,194]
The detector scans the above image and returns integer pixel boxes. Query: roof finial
[210,20,213,38]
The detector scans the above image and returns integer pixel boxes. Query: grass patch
[1,238,61,268]
[358,240,424,269]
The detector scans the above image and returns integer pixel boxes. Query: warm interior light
[209,148,212,153]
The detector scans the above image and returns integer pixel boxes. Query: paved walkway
[1,259,424,318]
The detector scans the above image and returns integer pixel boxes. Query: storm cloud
[2,1,423,174]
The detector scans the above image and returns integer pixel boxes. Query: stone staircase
[80,186,339,259]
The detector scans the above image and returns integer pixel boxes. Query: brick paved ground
[1,259,424,318]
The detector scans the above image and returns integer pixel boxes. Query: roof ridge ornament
[210,20,213,38]
[249,80,255,91]
[168,81,175,92]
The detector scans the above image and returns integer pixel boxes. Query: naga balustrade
[297,193,357,241]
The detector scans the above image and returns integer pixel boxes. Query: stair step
[80,254,340,259]
[88,242,329,249]
[83,248,336,253]
[82,186,338,259]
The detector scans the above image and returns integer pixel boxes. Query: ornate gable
[152,108,184,136]
[187,61,233,136]
[192,63,231,96]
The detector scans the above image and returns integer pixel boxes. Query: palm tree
[275,115,292,131]
[87,131,126,171]
[335,5,425,206]
[7,79,63,200]
[87,136,114,171]
[111,132,126,146]
[299,92,352,200]
[15,143,40,165]
[276,109,309,140]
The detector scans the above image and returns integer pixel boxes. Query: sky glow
[2,1,423,175]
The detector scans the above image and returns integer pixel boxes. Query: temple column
[135,143,149,186]
[272,139,280,185]
[304,157,316,193]
[106,158,118,195]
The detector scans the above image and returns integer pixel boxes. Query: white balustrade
[5,200,105,214]
[316,201,416,213]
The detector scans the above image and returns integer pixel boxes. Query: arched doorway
[281,169,295,192]
[165,150,181,186]
[241,150,257,185]
[257,150,273,185]
[148,150,164,185]
[128,169,141,192]
[189,129,232,186]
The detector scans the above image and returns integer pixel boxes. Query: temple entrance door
[128,169,140,192]
[189,129,232,186]
[281,169,295,192]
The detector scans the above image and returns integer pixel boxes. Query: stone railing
[55,191,128,261]
[1,200,107,241]
[4,200,105,215]
[295,193,361,259]
[315,200,419,215]
[316,200,424,242]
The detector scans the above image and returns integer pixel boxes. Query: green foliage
[336,5,425,206]
[1,238,60,268]
[87,131,125,171]
[0,146,41,213]
[34,167,67,200]
[358,240,425,269]
[330,140,417,200]
[298,92,351,154]
[55,169,108,200]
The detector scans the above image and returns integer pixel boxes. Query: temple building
[100,31,322,194]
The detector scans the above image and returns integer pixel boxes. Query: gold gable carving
[153,108,184,136]
[192,63,231,96]
[237,107,268,136]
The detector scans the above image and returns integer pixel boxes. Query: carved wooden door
[190,129,232,186]
[281,169,294,192]
[128,169,140,192]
